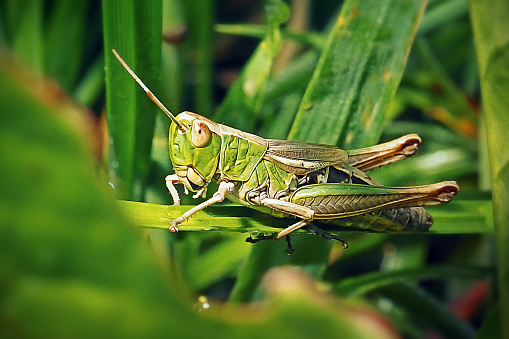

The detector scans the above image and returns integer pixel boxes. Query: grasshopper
[113,50,459,252]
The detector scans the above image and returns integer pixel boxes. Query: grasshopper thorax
[169,112,222,193]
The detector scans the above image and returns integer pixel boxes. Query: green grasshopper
[113,50,459,252]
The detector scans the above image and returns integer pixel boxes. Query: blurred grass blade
[8,0,44,71]
[185,235,252,290]
[44,0,90,91]
[371,147,477,186]
[183,0,214,115]
[229,236,333,303]
[375,283,475,339]
[413,38,478,138]
[214,23,326,49]
[214,0,290,131]
[418,0,469,35]
[102,0,162,200]
[336,265,492,297]
[475,304,501,339]
[288,0,427,148]
[470,1,509,338]
[261,51,320,138]
[160,0,186,113]
[264,51,320,103]
[73,54,105,107]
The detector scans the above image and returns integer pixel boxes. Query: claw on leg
[169,221,179,233]
[245,234,295,254]
[245,233,276,243]
[306,223,348,249]
[245,236,257,243]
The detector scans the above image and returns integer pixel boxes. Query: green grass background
[0,0,506,338]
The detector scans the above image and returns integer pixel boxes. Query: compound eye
[191,120,211,148]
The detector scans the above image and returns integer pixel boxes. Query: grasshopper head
[109,51,221,194]
[169,112,222,193]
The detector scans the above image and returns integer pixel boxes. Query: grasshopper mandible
[113,50,459,252]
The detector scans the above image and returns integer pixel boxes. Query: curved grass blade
[335,265,492,297]
[214,23,326,49]
[417,0,469,35]
[470,1,509,337]
[374,283,476,339]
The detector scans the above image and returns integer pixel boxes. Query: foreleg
[169,181,234,232]
[165,174,182,205]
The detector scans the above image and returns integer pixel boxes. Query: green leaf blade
[470,1,509,337]
[120,200,494,235]
[102,0,162,200]
[288,0,428,148]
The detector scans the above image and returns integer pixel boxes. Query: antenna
[112,49,186,133]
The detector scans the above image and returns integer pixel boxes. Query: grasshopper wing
[264,139,348,176]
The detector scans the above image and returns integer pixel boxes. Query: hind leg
[305,223,348,249]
